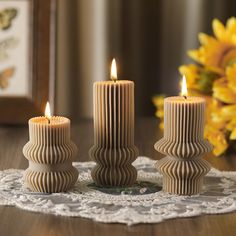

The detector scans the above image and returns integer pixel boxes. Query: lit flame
[45,102,52,121]
[110,58,117,82]
[181,75,188,98]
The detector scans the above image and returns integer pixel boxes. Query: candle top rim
[94,80,133,85]
[29,116,70,125]
[165,96,205,103]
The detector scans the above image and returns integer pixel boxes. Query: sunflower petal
[204,124,228,156]
[230,128,236,140]
[226,64,236,92]
[226,17,236,35]
[226,117,236,130]
[232,35,236,45]
[213,19,226,41]
[213,78,236,103]
[199,33,216,45]
[188,50,203,64]
[221,105,236,119]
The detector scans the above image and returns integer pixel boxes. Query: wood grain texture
[0,118,236,236]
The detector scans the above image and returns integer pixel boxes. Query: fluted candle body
[155,97,212,195]
[23,117,78,193]
[89,80,138,187]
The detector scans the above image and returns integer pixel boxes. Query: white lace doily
[0,157,236,225]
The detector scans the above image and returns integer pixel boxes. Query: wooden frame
[0,0,56,124]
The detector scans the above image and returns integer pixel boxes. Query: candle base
[23,139,79,193]
[155,137,212,195]
[24,167,78,193]
[156,156,211,195]
[89,146,138,187]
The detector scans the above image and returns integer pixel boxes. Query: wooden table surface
[0,118,236,236]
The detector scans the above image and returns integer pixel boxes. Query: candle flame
[181,75,188,98]
[110,58,117,82]
[45,102,52,120]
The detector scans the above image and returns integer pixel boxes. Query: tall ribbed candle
[155,80,212,195]
[23,116,78,193]
[89,60,138,187]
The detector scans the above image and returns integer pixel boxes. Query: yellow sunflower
[153,17,236,156]
[204,124,228,156]
[213,64,236,104]
[212,64,236,140]
[204,98,229,155]
[179,64,220,94]
[188,17,236,73]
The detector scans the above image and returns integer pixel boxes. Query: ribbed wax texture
[23,116,79,193]
[29,117,70,145]
[93,81,134,148]
[154,96,212,195]
[164,97,205,142]
[24,116,76,164]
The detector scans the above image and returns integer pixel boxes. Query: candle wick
[111,76,117,83]
[183,95,187,99]
[46,117,50,124]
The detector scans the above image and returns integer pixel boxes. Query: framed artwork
[0,0,56,124]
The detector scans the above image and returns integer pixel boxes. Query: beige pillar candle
[89,59,138,187]
[155,76,212,195]
[23,103,78,193]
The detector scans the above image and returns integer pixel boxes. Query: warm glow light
[110,58,117,82]
[45,102,52,121]
[181,75,188,98]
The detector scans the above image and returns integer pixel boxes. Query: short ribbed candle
[154,97,212,195]
[89,80,139,187]
[23,117,78,193]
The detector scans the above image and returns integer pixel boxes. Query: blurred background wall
[56,0,236,120]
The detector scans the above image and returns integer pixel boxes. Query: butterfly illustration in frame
[0,67,15,89]
[0,36,19,62]
[0,8,17,30]
[0,0,56,124]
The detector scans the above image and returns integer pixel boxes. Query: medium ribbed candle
[155,96,212,195]
[23,116,78,193]
[89,80,138,187]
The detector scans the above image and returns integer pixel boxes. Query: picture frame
[0,0,56,124]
